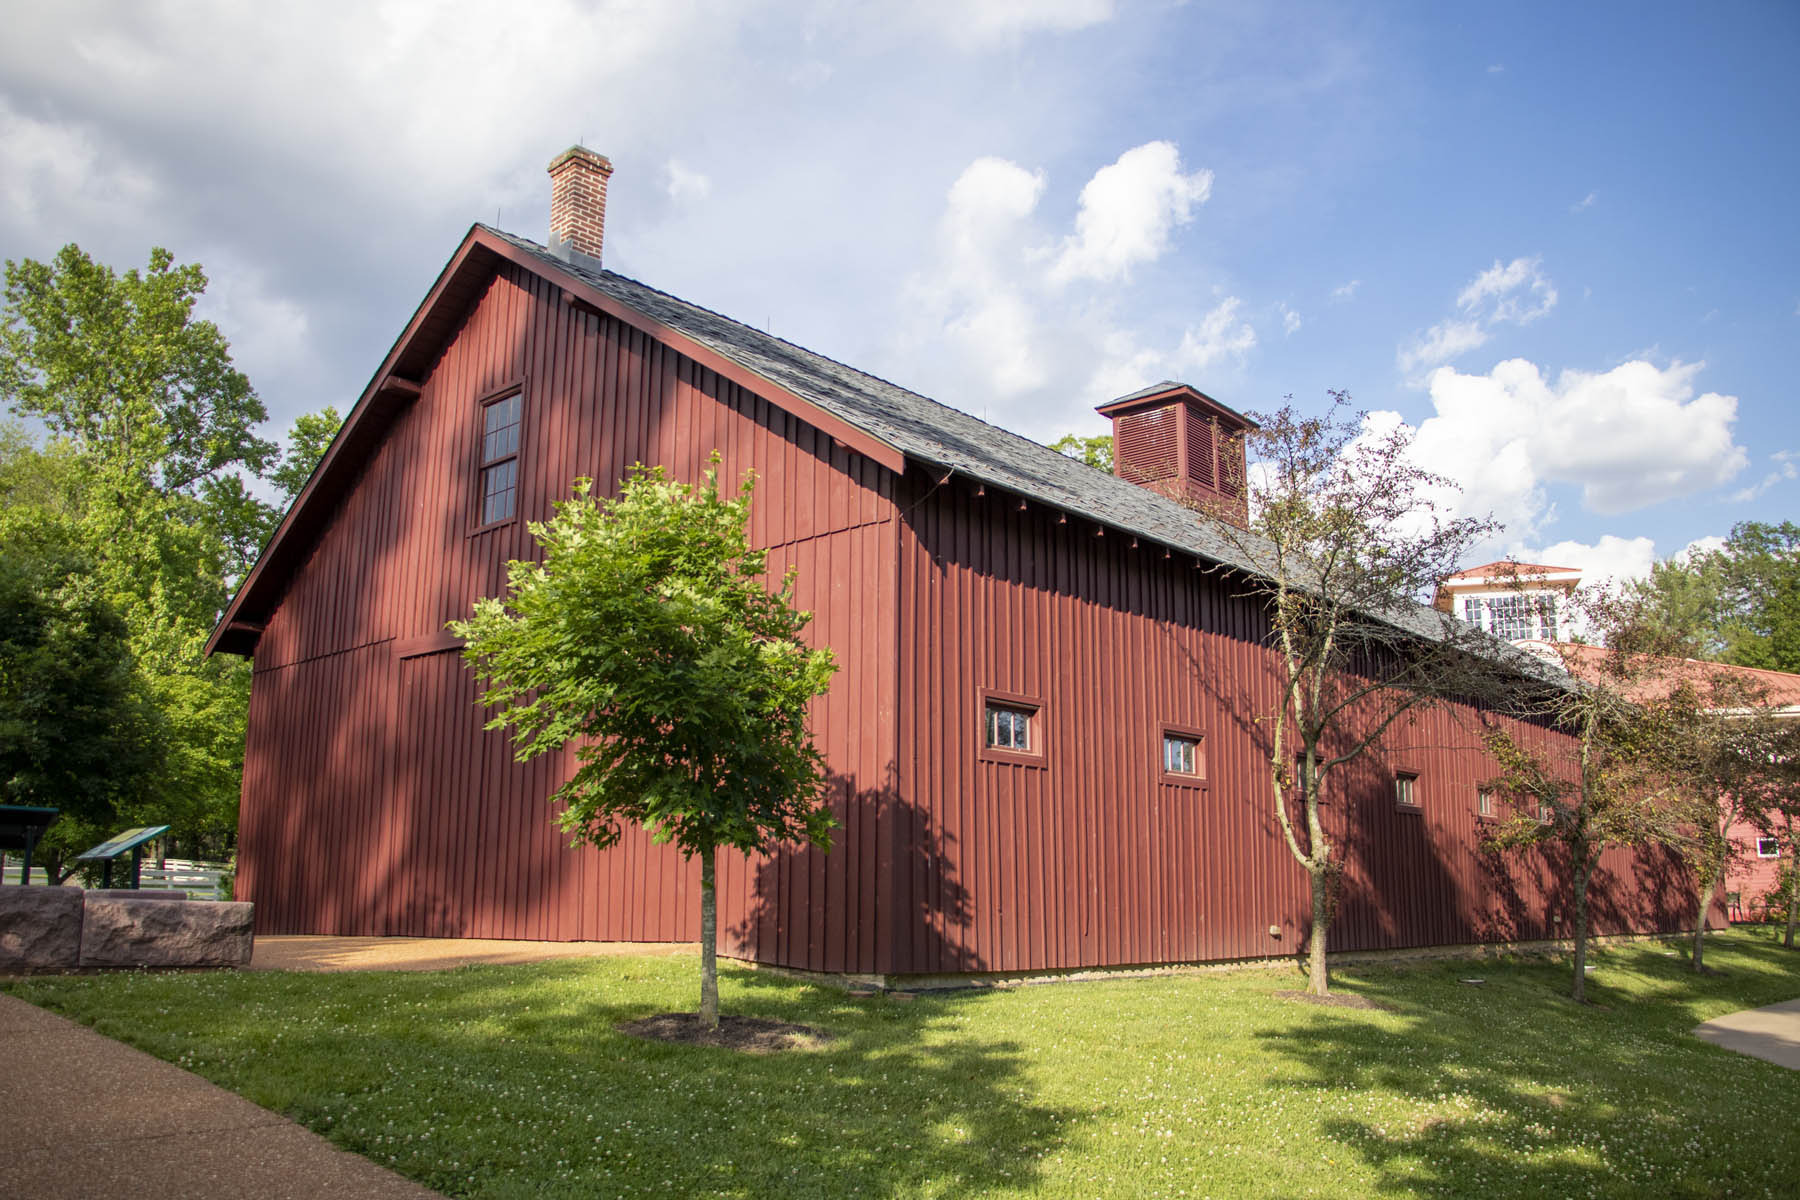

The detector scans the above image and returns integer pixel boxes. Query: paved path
[1693,997,1800,1070]
[250,933,693,972]
[0,991,443,1200]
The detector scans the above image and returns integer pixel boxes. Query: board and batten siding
[238,263,899,972]
[888,474,1699,976]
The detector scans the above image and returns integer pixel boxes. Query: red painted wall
[888,474,1698,975]
[239,263,898,971]
[239,254,1706,977]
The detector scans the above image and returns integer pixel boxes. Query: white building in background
[1433,560,1581,644]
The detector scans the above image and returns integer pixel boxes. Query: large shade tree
[453,460,838,1028]
[1,245,341,860]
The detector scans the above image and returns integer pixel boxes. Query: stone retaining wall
[0,887,253,973]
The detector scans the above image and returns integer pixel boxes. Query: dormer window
[478,390,522,526]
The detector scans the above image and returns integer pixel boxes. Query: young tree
[452,461,838,1028]
[1220,395,1502,995]
[1659,673,1783,972]
[1480,599,1687,1002]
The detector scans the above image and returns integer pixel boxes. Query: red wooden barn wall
[887,475,1697,975]
[238,252,1704,978]
[238,263,898,972]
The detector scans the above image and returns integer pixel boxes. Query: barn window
[1757,836,1781,858]
[1478,788,1494,817]
[979,690,1045,765]
[1395,772,1420,810]
[1539,802,1554,824]
[986,703,1034,751]
[1161,728,1205,783]
[477,390,523,526]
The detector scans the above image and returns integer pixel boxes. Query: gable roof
[207,224,1532,670]
[1442,560,1582,584]
[1546,642,1800,710]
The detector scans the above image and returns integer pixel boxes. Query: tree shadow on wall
[730,766,978,978]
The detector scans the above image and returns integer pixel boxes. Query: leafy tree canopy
[0,505,163,880]
[1,244,275,497]
[0,246,340,863]
[1049,433,1114,473]
[1628,521,1800,672]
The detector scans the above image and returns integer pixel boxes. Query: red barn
[209,147,1697,980]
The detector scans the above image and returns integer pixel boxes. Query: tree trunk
[699,846,719,1029]
[1784,851,1797,950]
[1690,873,1712,973]
[1307,864,1330,996]
[1570,856,1592,1003]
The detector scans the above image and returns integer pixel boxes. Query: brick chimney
[547,145,614,266]
[1096,382,1255,529]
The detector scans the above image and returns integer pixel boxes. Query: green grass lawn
[8,929,1800,1199]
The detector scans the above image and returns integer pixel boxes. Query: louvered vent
[1185,408,1216,488]
[1098,382,1255,530]
[1116,405,1179,484]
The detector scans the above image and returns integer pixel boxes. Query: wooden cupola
[1096,381,1256,529]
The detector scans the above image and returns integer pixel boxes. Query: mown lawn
[8,929,1800,1199]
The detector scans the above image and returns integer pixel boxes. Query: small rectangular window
[1396,773,1420,809]
[1539,802,1554,824]
[1478,788,1494,817]
[986,703,1033,752]
[1757,837,1781,858]
[478,391,522,526]
[1161,728,1205,783]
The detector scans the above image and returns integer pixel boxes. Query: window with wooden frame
[979,689,1044,765]
[1757,836,1781,858]
[476,387,523,528]
[1477,788,1495,818]
[1394,771,1421,811]
[1160,725,1206,785]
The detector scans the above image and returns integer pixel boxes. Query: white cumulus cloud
[1380,357,1748,549]
[894,142,1244,437]
[1050,141,1213,285]
[1400,256,1558,377]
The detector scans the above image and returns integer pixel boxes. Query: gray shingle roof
[485,227,1563,682]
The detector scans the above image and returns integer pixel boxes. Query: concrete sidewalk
[0,992,442,1200]
[1693,997,1800,1070]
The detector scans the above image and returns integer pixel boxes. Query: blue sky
[2,1,1794,583]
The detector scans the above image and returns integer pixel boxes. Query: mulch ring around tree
[1274,989,1396,1011]
[617,1012,832,1053]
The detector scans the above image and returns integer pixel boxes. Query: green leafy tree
[0,246,302,860]
[0,508,162,881]
[269,405,343,507]
[0,245,275,498]
[1049,433,1114,473]
[1628,522,1800,672]
[1219,394,1502,995]
[453,460,838,1028]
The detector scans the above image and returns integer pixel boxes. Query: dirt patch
[617,1012,831,1053]
[1275,989,1395,1011]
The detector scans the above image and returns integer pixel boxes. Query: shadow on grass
[1253,933,1800,1199]
[15,960,1079,1199]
